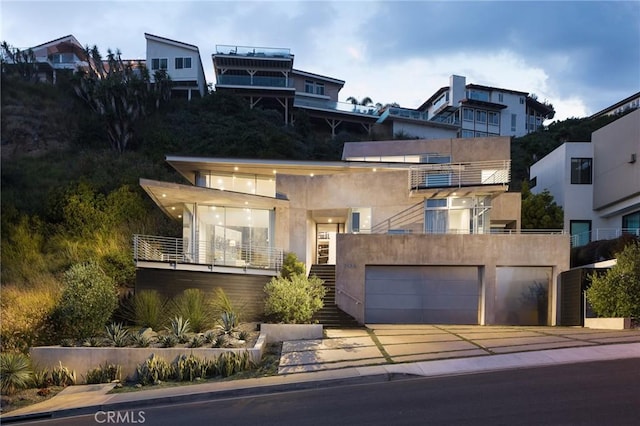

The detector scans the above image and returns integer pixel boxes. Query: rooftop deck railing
[215,45,292,58]
[133,234,283,271]
[216,75,294,88]
[409,160,510,190]
[294,97,379,115]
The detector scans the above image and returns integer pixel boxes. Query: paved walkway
[3,326,640,422]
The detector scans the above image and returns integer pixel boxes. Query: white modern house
[530,109,640,246]
[145,33,207,100]
[417,75,555,138]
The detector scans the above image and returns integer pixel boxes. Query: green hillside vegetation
[0,65,629,351]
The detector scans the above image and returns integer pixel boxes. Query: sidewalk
[3,326,640,422]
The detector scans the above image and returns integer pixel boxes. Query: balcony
[409,160,511,191]
[570,228,640,248]
[294,97,379,116]
[376,107,428,123]
[133,234,283,272]
[216,75,294,89]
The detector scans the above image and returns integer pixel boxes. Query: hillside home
[136,136,569,326]
[145,33,207,99]
[1,35,88,83]
[530,109,640,247]
[417,75,555,138]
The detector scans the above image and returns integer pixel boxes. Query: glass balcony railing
[294,97,379,115]
[377,107,429,123]
[216,75,294,88]
[215,45,292,59]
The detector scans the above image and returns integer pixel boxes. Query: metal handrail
[133,234,283,270]
[336,288,362,305]
[371,201,424,234]
[409,160,510,190]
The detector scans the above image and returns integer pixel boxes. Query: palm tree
[346,96,373,106]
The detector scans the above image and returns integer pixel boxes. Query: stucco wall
[335,233,570,325]
[592,109,640,212]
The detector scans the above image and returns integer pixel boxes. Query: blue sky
[2,0,639,121]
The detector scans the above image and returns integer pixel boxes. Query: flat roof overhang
[140,178,289,219]
[165,157,410,184]
[214,85,296,96]
[409,184,509,199]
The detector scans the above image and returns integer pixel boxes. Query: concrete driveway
[278,325,640,374]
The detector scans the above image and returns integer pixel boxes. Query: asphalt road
[18,358,640,426]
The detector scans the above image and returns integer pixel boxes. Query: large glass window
[196,172,276,197]
[571,158,592,184]
[175,57,192,69]
[462,108,474,121]
[488,111,500,125]
[424,196,491,234]
[622,211,640,234]
[475,110,487,123]
[570,220,591,247]
[194,205,273,268]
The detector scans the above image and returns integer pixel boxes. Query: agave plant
[166,316,191,343]
[158,334,178,348]
[1,353,33,395]
[221,311,238,335]
[105,322,131,347]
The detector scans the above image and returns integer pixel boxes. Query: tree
[73,46,171,153]
[520,180,563,229]
[1,41,38,82]
[586,242,640,318]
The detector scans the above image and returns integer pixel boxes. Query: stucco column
[482,263,497,325]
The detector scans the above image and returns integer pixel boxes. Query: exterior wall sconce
[629,153,637,164]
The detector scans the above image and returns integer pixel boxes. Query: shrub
[136,354,171,386]
[210,287,239,321]
[172,289,214,333]
[264,274,326,323]
[131,332,151,348]
[0,281,61,352]
[586,242,640,318]
[32,368,51,388]
[124,290,169,330]
[52,261,118,339]
[189,335,204,348]
[166,316,191,343]
[171,354,208,382]
[105,323,131,347]
[51,362,76,387]
[280,252,305,280]
[82,337,104,347]
[1,353,33,395]
[203,330,218,344]
[84,363,121,384]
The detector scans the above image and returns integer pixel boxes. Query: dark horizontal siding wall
[135,269,272,322]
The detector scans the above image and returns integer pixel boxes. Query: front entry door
[316,223,340,264]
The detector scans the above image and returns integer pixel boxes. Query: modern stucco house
[530,109,640,247]
[136,136,569,326]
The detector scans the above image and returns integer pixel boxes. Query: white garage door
[365,266,480,324]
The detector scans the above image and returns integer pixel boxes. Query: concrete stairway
[310,264,361,328]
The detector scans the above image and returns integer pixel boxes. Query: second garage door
[365,265,480,324]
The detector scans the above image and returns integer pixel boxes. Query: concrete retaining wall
[260,324,323,343]
[30,333,267,384]
[584,317,632,330]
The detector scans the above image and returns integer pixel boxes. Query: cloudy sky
[2,1,639,121]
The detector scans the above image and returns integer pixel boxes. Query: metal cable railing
[409,160,510,190]
[133,234,283,271]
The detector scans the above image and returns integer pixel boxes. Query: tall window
[475,110,487,123]
[463,108,474,121]
[175,57,192,69]
[304,80,314,94]
[570,220,591,247]
[151,58,167,70]
[315,82,325,95]
[511,114,517,132]
[570,158,592,184]
[622,211,640,234]
[488,111,500,125]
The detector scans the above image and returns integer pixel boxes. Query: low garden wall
[30,333,267,384]
[260,324,323,343]
[584,318,632,330]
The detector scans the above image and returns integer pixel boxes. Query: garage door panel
[366,294,422,310]
[365,266,479,324]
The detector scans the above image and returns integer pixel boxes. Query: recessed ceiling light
[171,207,176,210]
[234,166,239,171]
[162,193,166,197]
